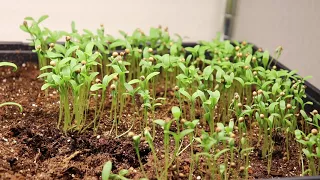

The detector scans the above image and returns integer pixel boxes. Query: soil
[0,62,303,180]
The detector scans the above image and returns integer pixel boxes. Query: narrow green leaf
[171,106,181,119]
[102,161,112,180]
[214,149,229,161]
[41,83,52,90]
[65,46,79,57]
[85,42,95,55]
[146,72,160,82]
[0,102,23,112]
[0,62,17,71]
[38,15,49,23]
[262,51,269,68]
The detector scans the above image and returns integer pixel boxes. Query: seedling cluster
[20,15,319,179]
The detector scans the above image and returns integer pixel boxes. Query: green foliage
[21,15,318,179]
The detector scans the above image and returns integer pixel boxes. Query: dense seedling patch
[16,15,320,179]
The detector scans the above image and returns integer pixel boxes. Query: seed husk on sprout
[239,166,245,172]
[66,36,71,41]
[180,118,187,123]
[110,84,116,90]
[49,43,55,48]
[238,117,244,123]
[231,162,236,168]
[311,129,318,135]
[81,60,87,65]
[50,61,56,66]
[112,52,119,57]
[312,109,318,115]
[252,91,257,96]
[113,76,118,81]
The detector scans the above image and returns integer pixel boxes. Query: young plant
[0,62,23,112]
[102,161,130,180]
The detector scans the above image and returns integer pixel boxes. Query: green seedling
[102,161,130,180]
[132,135,147,178]
[0,62,22,111]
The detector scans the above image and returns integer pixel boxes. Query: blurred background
[0,0,319,88]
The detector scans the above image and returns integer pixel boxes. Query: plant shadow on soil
[0,63,302,179]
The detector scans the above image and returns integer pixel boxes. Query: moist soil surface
[0,63,303,179]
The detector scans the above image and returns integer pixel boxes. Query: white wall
[0,0,226,42]
[232,0,320,88]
